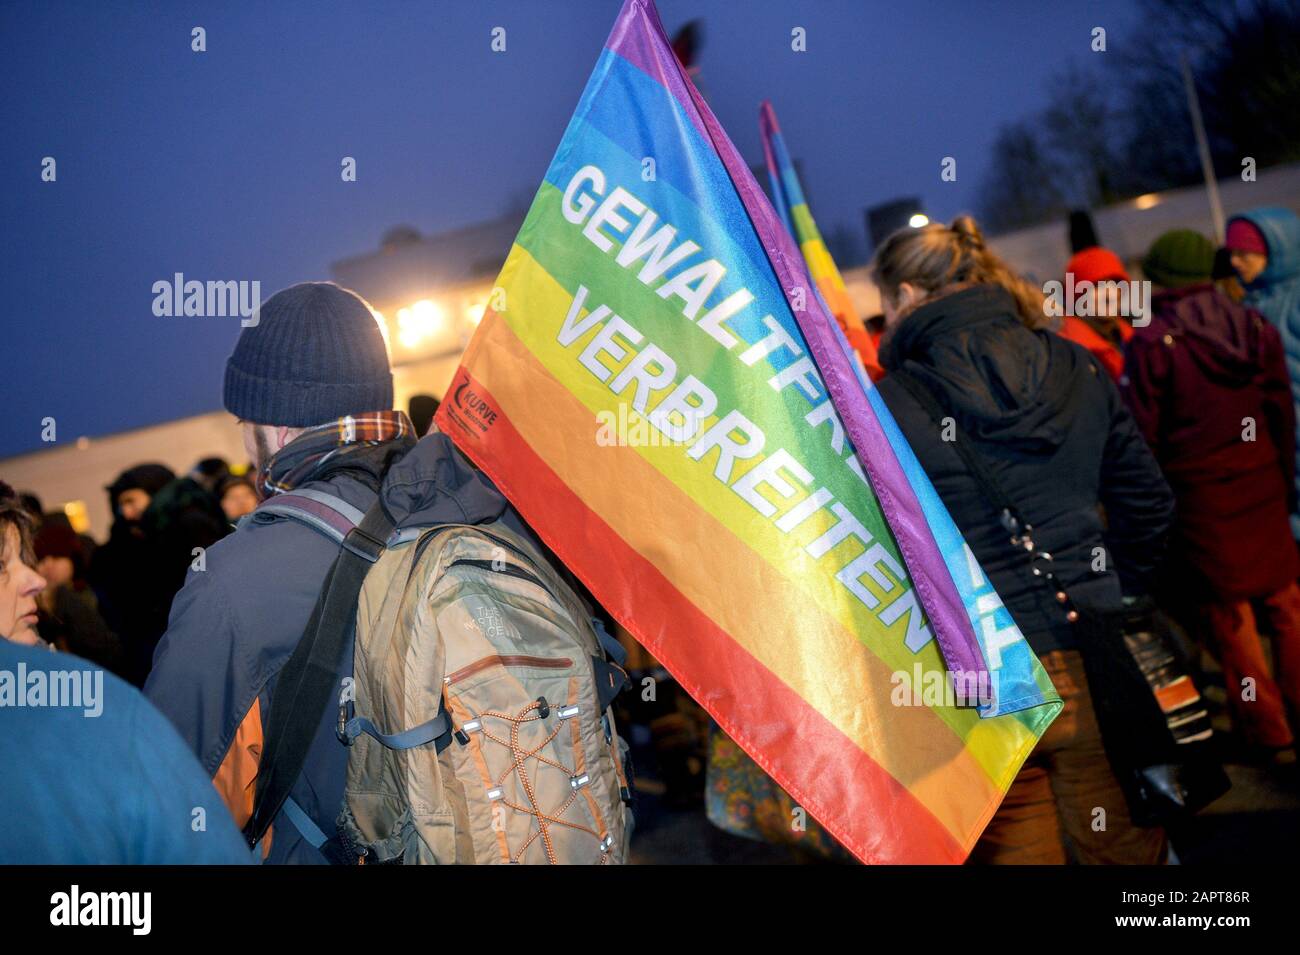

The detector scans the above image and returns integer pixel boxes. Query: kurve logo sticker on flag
[759,99,883,381]
[436,0,1061,863]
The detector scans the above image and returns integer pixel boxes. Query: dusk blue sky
[0,0,1137,459]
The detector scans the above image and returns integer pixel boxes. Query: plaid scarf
[258,411,416,497]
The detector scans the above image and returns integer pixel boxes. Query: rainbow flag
[762,99,1060,730]
[760,99,882,380]
[436,0,1060,863]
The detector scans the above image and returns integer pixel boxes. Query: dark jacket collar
[379,431,511,528]
[880,285,1018,371]
[879,284,1083,451]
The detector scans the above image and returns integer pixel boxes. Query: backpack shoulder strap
[243,495,395,852]
[244,487,365,544]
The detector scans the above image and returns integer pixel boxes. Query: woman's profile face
[1230,249,1267,285]
[0,524,48,645]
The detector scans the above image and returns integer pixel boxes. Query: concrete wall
[839,162,1300,316]
[983,162,1300,284]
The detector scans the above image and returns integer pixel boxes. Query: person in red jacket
[1124,229,1300,764]
[1057,246,1135,381]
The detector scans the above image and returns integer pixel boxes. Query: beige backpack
[245,490,633,865]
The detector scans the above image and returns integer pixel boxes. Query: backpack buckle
[342,525,387,563]
[454,718,480,747]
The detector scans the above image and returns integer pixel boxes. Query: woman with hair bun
[872,216,1176,864]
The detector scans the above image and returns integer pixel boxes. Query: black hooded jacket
[89,463,177,686]
[876,285,1174,655]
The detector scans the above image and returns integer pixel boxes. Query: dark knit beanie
[223,282,393,427]
[1142,229,1215,289]
[35,523,82,563]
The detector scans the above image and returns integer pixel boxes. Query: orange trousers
[971,649,1167,865]
[1200,581,1300,748]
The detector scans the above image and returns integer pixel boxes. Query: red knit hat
[1065,246,1130,285]
[1225,218,1268,255]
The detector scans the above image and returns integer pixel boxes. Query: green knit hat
[1142,229,1215,288]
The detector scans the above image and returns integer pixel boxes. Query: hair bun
[950,215,985,250]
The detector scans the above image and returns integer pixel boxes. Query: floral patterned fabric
[705,724,855,862]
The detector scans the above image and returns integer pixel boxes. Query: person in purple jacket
[1125,229,1300,766]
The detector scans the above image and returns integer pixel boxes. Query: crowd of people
[3,203,1300,865]
[872,208,1300,863]
[6,459,257,686]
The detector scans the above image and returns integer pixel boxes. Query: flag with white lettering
[437,0,1060,863]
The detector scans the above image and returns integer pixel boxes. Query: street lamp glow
[908,213,930,228]
[396,299,446,348]
[464,301,486,329]
[1134,193,1161,210]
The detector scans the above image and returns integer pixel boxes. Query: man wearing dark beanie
[144,281,519,862]
[221,282,404,487]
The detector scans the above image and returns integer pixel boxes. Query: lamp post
[1180,51,1225,243]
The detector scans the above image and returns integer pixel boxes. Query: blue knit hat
[223,282,393,426]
